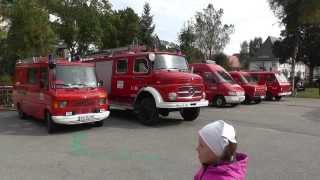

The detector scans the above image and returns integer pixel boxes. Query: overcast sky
[110,0,283,55]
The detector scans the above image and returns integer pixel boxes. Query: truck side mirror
[98,80,104,87]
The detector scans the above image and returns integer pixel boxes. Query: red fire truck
[189,62,245,107]
[247,71,291,101]
[229,71,267,104]
[12,56,110,133]
[84,47,208,125]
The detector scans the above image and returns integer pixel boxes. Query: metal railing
[0,86,14,110]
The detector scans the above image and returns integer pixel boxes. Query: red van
[190,62,245,107]
[247,71,291,101]
[84,47,208,125]
[229,71,267,104]
[12,57,110,133]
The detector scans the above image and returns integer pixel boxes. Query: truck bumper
[278,92,292,96]
[157,99,209,109]
[225,95,245,104]
[52,111,110,125]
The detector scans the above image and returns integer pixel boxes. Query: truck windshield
[241,74,257,84]
[55,66,97,88]
[275,73,289,83]
[153,54,189,71]
[215,71,236,84]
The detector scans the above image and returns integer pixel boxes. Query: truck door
[129,57,151,101]
[202,72,218,101]
[111,58,130,103]
[24,67,40,117]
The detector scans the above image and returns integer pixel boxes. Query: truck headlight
[53,100,67,109]
[168,92,177,101]
[99,98,107,105]
[59,101,68,108]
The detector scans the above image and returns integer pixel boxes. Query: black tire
[159,109,169,117]
[137,97,159,126]
[17,104,26,119]
[243,95,251,104]
[180,108,200,121]
[275,96,282,101]
[46,112,57,134]
[230,103,239,107]
[213,96,226,107]
[254,99,262,104]
[266,92,273,101]
[93,120,104,127]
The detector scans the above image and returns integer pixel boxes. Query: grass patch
[296,88,320,99]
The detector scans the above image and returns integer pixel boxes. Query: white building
[249,36,307,79]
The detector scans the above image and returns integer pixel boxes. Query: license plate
[79,116,92,122]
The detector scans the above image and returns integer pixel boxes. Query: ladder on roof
[17,56,47,64]
[85,45,147,58]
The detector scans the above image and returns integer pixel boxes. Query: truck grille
[72,99,96,107]
[255,89,266,96]
[177,86,202,97]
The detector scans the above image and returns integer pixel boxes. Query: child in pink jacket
[194,120,248,180]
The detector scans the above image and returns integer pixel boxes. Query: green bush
[0,75,13,86]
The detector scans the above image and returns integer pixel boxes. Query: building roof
[253,36,280,62]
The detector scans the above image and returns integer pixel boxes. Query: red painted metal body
[84,51,208,110]
[229,71,267,102]
[247,71,292,99]
[12,58,109,124]
[190,63,245,106]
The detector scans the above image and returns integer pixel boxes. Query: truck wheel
[254,99,262,104]
[137,97,159,126]
[214,96,226,107]
[93,120,104,127]
[275,96,282,101]
[46,112,57,134]
[17,104,26,119]
[180,108,200,121]
[230,103,239,107]
[159,109,169,117]
[266,92,273,101]
[243,95,251,104]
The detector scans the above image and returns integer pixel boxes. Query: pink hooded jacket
[194,153,248,180]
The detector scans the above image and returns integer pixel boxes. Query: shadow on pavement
[0,110,183,136]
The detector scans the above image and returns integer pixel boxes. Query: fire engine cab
[84,47,208,125]
[12,56,110,133]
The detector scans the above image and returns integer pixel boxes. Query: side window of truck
[40,68,48,87]
[116,59,128,74]
[203,72,216,84]
[134,58,149,73]
[27,68,38,84]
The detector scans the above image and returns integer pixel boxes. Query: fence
[0,86,14,110]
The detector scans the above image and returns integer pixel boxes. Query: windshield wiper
[55,83,70,87]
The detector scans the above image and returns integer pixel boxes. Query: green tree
[178,22,204,63]
[52,0,108,55]
[269,0,320,88]
[138,3,155,47]
[213,53,231,70]
[5,0,56,74]
[194,4,234,59]
[239,41,250,69]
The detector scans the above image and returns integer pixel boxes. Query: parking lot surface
[0,97,320,180]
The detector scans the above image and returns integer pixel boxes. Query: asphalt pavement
[0,97,319,180]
